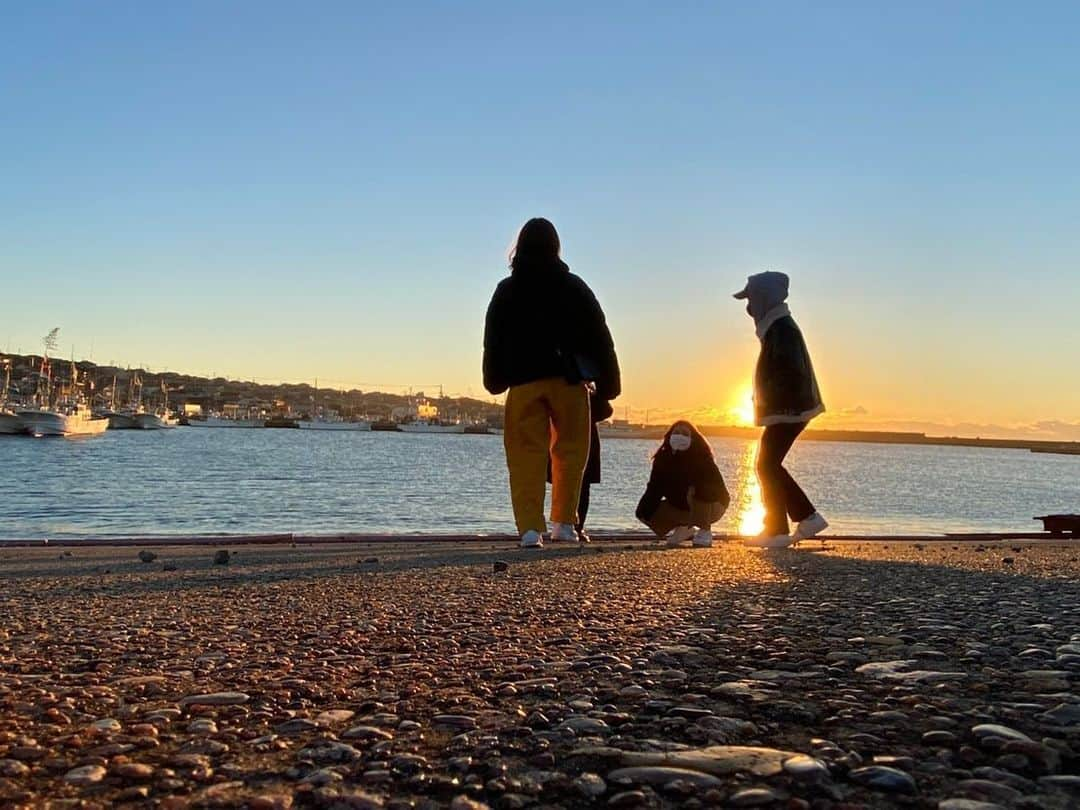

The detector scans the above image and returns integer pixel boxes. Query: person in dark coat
[547,394,611,542]
[635,420,730,548]
[733,271,828,548]
[483,218,621,549]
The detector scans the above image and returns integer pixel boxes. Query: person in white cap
[733,271,828,548]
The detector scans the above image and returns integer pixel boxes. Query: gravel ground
[1,539,1078,809]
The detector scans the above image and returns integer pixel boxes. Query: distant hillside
[0,352,503,423]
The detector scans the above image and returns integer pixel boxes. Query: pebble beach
[1,538,1078,809]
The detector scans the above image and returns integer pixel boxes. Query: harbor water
[1,428,1078,539]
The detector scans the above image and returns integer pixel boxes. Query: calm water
[1,428,1078,539]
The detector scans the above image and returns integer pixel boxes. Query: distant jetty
[687,425,1080,456]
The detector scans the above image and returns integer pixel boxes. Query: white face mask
[669,433,692,452]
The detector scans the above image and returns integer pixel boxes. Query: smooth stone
[343,725,395,741]
[607,791,647,808]
[574,772,607,798]
[728,787,785,806]
[1020,670,1071,688]
[970,724,1032,744]
[275,718,318,735]
[0,760,30,777]
[826,651,868,664]
[938,801,1005,810]
[138,550,157,563]
[302,768,343,786]
[316,710,356,726]
[869,710,909,723]
[620,745,799,778]
[112,762,155,781]
[432,714,478,730]
[667,706,713,720]
[64,764,107,786]
[856,660,965,683]
[608,766,723,789]
[849,765,918,794]
[1039,703,1080,726]
[955,780,1022,804]
[297,741,363,764]
[90,718,122,732]
[783,755,829,782]
[180,691,250,706]
[559,717,611,735]
[971,767,1035,792]
[188,718,218,734]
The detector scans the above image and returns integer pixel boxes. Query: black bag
[557,348,599,386]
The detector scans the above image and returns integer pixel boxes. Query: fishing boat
[100,374,143,429]
[133,411,178,430]
[17,342,109,437]
[104,410,140,429]
[18,403,109,437]
[0,358,25,434]
[0,410,24,434]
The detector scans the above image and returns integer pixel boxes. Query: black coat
[754,316,824,426]
[635,448,729,521]
[483,260,621,401]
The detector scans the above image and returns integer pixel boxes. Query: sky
[3,2,1079,439]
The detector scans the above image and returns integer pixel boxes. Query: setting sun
[729,385,756,427]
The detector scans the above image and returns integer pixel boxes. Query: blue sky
[3,2,1079,436]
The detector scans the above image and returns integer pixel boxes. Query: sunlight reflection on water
[734,441,765,536]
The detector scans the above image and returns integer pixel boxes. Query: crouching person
[636,421,730,548]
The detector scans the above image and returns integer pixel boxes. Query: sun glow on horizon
[729,385,756,427]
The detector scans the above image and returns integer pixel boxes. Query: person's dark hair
[654,419,713,460]
[510,218,562,271]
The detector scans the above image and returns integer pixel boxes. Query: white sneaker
[793,512,829,544]
[549,522,580,543]
[743,532,794,549]
[520,530,543,549]
[692,528,713,548]
[666,525,695,548]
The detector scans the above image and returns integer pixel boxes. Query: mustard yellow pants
[504,378,591,535]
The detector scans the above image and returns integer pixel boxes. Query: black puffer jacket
[483,259,620,400]
[635,448,729,520]
[755,315,824,426]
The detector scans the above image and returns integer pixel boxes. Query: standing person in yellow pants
[483,218,620,548]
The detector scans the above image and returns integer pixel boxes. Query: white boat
[0,359,23,433]
[103,410,140,430]
[297,418,371,431]
[187,416,264,428]
[0,410,25,435]
[18,405,109,437]
[133,411,178,430]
